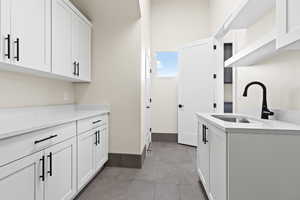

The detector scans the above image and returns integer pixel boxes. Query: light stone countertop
[196,113,300,134]
[0,104,110,140]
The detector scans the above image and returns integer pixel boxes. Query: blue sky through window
[156,52,178,77]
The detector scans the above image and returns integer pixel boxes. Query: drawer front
[0,122,76,167]
[77,114,108,135]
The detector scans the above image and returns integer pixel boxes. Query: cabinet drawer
[77,114,108,135]
[0,122,76,167]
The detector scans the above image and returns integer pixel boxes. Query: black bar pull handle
[40,156,45,181]
[73,61,77,76]
[77,62,80,76]
[14,38,19,61]
[202,125,205,143]
[47,152,53,176]
[97,130,100,145]
[4,34,10,59]
[95,131,98,145]
[34,134,58,144]
[93,120,102,124]
[204,126,208,144]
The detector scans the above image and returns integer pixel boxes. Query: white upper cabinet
[0,0,91,82]
[0,0,11,64]
[10,0,51,71]
[277,0,300,49]
[52,0,91,81]
[76,16,91,81]
[0,0,51,71]
[52,0,74,78]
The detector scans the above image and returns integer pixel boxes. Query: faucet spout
[243,81,274,119]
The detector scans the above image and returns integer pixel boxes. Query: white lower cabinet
[209,125,226,200]
[197,116,300,200]
[0,151,44,200]
[0,114,109,200]
[197,119,227,200]
[0,137,77,200]
[197,121,210,194]
[78,125,109,191]
[77,129,96,191]
[95,127,108,171]
[44,137,77,200]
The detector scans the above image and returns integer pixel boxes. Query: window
[155,51,179,77]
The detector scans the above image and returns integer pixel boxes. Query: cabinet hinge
[213,74,217,79]
[213,45,217,50]
[213,103,217,109]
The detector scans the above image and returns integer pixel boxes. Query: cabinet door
[77,129,96,191]
[71,13,79,79]
[0,151,44,200]
[197,121,210,194]
[0,0,11,63]
[209,125,226,200]
[95,127,108,172]
[10,0,50,71]
[52,0,73,77]
[77,17,91,81]
[44,137,77,200]
[277,0,300,49]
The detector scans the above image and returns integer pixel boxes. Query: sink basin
[212,115,250,123]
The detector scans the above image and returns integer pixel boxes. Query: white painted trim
[225,35,276,67]
[214,0,275,39]
[63,0,92,27]
[178,38,213,50]
[0,60,91,82]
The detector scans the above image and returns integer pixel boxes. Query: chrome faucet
[243,81,274,120]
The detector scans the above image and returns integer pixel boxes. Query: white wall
[0,71,74,108]
[72,0,145,155]
[210,1,300,118]
[151,0,210,134]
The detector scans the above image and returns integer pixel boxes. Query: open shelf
[225,35,276,67]
[214,0,275,38]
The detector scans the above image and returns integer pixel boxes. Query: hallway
[76,142,207,200]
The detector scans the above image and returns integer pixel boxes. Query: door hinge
[149,98,152,103]
[150,128,152,132]
[213,74,217,79]
[150,69,152,73]
[213,103,217,109]
[213,45,217,50]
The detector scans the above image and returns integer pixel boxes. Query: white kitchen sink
[211,114,251,123]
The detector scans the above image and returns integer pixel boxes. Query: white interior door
[145,49,152,149]
[11,0,50,71]
[178,39,217,146]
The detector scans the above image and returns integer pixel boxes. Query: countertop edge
[0,110,110,141]
[196,113,300,135]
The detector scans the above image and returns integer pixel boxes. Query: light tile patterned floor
[75,142,207,200]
